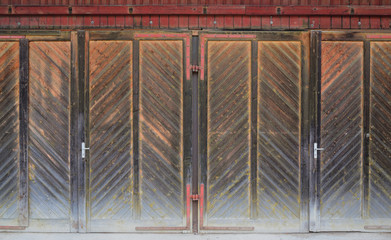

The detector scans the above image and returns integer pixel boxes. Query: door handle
[81,142,90,159]
[314,143,324,159]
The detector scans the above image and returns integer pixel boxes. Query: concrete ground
[1,233,391,240]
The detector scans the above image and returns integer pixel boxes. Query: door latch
[314,143,324,159]
[81,142,89,159]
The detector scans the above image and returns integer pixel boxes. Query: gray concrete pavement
[1,233,391,240]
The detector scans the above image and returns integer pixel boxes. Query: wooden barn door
[0,33,78,232]
[310,31,391,232]
[84,32,192,232]
[198,32,310,232]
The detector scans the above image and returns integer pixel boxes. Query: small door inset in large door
[314,33,391,231]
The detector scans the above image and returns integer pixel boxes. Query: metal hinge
[314,143,325,159]
[81,142,89,159]
[191,65,201,72]
[190,194,199,201]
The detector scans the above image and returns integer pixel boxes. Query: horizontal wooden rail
[0,5,390,16]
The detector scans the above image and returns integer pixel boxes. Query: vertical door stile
[133,39,141,221]
[309,31,322,232]
[77,31,87,233]
[300,32,311,233]
[362,40,371,221]
[18,38,29,228]
[190,34,199,234]
[250,39,258,221]
[70,32,79,233]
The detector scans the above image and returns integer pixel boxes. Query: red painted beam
[132,6,203,15]
[205,6,245,15]
[13,6,69,15]
[246,6,391,16]
[1,5,391,16]
[0,6,8,14]
[72,6,130,15]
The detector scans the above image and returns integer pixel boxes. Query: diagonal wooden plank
[207,41,251,220]
[89,41,133,220]
[369,42,391,218]
[29,41,71,219]
[139,40,184,221]
[320,41,363,219]
[0,42,19,219]
[258,41,301,220]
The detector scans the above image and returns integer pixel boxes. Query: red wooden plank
[309,16,320,29]
[330,0,340,5]
[350,16,360,29]
[124,15,133,28]
[354,7,391,16]
[132,6,202,14]
[12,6,69,15]
[199,16,207,28]
[233,16,242,28]
[224,16,234,29]
[371,0,382,5]
[134,15,142,27]
[206,6,245,15]
[73,6,129,15]
[160,15,169,28]
[19,16,29,28]
[116,16,126,28]
[281,16,289,29]
[331,16,342,28]
[108,16,116,27]
[68,16,76,28]
[150,15,159,28]
[29,16,39,29]
[189,16,198,29]
[141,15,150,28]
[370,16,381,29]
[38,16,47,29]
[381,17,391,29]
[319,16,330,29]
[342,16,350,28]
[351,0,361,4]
[179,15,188,28]
[262,16,272,30]
[60,16,68,29]
[245,7,278,15]
[99,16,108,28]
[250,16,261,29]
[215,15,224,28]
[169,15,179,28]
[53,16,61,28]
[360,17,370,29]
[206,15,215,28]
[309,0,319,5]
[242,16,250,29]
[46,16,55,28]
[0,7,8,15]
